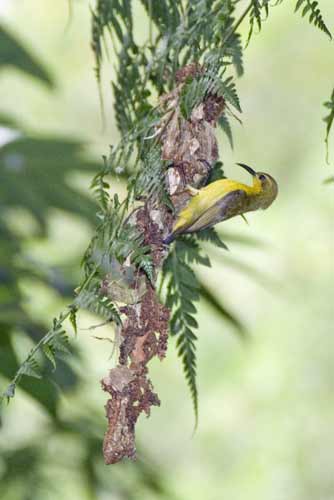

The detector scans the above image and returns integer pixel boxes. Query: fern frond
[226,32,244,77]
[218,113,234,149]
[247,0,267,44]
[246,0,283,45]
[43,329,70,370]
[0,312,72,404]
[207,160,225,182]
[135,145,166,202]
[69,305,78,335]
[175,236,211,267]
[180,78,208,120]
[223,77,241,112]
[135,254,155,284]
[176,326,198,419]
[295,0,332,39]
[91,162,110,211]
[195,228,229,250]
[164,250,200,424]
[162,236,214,424]
[75,289,122,325]
[215,75,242,113]
[140,0,181,31]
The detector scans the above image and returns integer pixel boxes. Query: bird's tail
[163,232,175,245]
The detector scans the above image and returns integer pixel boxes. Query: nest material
[100,65,225,464]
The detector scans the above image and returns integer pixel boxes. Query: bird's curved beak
[236,163,256,176]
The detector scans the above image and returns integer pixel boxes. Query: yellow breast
[173,179,255,232]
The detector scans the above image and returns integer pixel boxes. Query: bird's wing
[186,189,248,233]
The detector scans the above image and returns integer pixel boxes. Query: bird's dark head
[237,163,278,208]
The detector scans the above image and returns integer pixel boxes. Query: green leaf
[207,160,225,182]
[0,137,99,232]
[69,306,78,336]
[0,24,54,86]
[178,262,198,288]
[21,358,42,379]
[42,344,57,370]
[91,168,110,210]
[223,76,241,112]
[227,33,244,77]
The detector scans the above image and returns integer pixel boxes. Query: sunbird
[164,163,278,244]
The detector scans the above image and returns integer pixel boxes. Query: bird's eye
[259,174,266,181]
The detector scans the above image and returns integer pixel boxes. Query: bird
[163,163,278,244]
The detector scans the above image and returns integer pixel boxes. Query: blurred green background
[0,1,333,499]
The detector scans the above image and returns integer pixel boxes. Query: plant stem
[222,1,253,46]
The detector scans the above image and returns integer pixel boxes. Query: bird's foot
[185,184,200,196]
